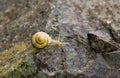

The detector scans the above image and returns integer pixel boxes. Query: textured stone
[88,30,119,53]
[0,0,120,78]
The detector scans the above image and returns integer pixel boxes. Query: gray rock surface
[0,0,120,78]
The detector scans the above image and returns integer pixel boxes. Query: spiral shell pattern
[32,32,52,48]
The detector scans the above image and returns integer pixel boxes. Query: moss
[0,43,46,78]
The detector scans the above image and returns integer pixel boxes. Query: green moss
[0,43,46,78]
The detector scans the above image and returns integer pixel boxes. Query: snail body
[32,31,61,48]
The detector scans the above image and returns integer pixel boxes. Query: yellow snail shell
[32,31,61,48]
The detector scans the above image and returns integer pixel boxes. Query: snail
[32,31,64,48]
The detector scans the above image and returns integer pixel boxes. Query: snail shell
[32,31,61,48]
[32,32,52,48]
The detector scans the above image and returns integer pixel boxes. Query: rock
[88,30,119,53]
[0,0,120,78]
[103,50,120,68]
[109,25,120,43]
